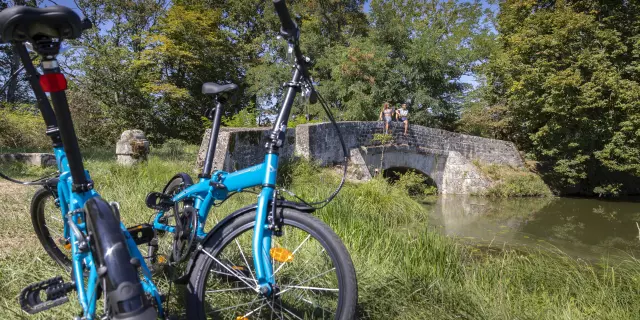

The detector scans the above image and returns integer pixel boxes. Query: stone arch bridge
[197,122,524,194]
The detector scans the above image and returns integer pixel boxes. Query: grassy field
[0,146,639,319]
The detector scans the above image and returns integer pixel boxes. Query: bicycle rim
[32,188,71,269]
[197,214,350,319]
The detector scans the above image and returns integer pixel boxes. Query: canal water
[424,195,640,260]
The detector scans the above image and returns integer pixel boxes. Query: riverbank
[0,149,639,319]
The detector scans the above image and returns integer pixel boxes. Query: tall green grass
[0,149,639,319]
[474,161,553,198]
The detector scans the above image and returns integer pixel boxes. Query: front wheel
[186,208,357,320]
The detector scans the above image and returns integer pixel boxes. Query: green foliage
[313,0,496,129]
[0,106,49,151]
[482,0,640,194]
[222,103,258,127]
[392,170,438,196]
[36,0,495,147]
[475,161,552,198]
[371,133,393,145]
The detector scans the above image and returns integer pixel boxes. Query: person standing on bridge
[396,103,409,136]
[379,102,393,134]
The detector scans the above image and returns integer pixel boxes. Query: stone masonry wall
[295,122,524,167]
[197,127,295,172]
[196,121,523,194]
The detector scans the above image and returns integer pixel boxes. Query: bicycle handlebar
[273,0,297,36]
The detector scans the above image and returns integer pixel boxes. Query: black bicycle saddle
[0,6,83,43]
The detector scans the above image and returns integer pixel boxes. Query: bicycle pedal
[19,276,74,314]
[127,223,155,245]
[145,192,174,210]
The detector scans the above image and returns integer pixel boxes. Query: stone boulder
[116,130,149,166]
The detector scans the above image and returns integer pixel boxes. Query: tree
[0,0,39,104]
[484,0,640,195]
[64,0,168,144]
[138,2,242,141]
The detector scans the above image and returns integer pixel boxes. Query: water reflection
[427,195,640,260]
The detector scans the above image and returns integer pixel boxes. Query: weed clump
[474,161,552,197]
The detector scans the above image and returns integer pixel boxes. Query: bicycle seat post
[31,41,91,192]
[200,96,225,179]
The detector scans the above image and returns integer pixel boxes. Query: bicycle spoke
[265,300,285,320]
[275,301,304,320]
[211,270,256,284]
[273,234,311,276]
[205,287,254,294]
[242,301,268,317]
[235,238,257,286]
[277,268,336,296]
[208,299,260,313]
[200,248,258,292]
[46,227,63,238]
[290,290,336,316]
[280,285,338,292]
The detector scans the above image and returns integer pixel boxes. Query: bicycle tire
[31,187,72,271]
[186,207,357,320]
[151,174,195,268]
[84,197,156,320]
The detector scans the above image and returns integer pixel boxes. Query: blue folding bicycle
[0,5,162,320]
[142,1,358,319]
[4,1,357,319]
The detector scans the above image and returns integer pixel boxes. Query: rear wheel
[31,187,71,271]
[149,175,196,274]
[186,208,357,320]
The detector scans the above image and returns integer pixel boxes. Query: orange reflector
[64,243,71,250]
[236,316,248,320]
[157,255,167,264]
[270,247,293,263]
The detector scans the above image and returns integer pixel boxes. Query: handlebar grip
[81,18,93,31]
[273,0,297,34]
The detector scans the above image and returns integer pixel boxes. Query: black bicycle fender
[84,197,156,319]
[84,197,139,287]
[162,172,194,193]
[179,200,314,281]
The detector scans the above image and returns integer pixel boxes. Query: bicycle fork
[253,153,279,295]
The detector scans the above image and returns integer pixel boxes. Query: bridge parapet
[196,121,524,194]
[295,121,523,167]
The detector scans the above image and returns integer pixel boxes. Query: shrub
[393,170,438,196]
[474,161,552,197]
[0,107,50,151]
[156,138,187,159]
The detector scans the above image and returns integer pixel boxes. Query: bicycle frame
[16,44,163,319]
[154,154,280,286]
[153,61,306,294]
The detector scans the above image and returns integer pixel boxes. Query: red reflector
[39,73,67,92]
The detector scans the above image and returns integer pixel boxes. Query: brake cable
[0,170,58,186]
[277,71,349,210]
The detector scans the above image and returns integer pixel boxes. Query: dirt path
[0,181,39,259]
